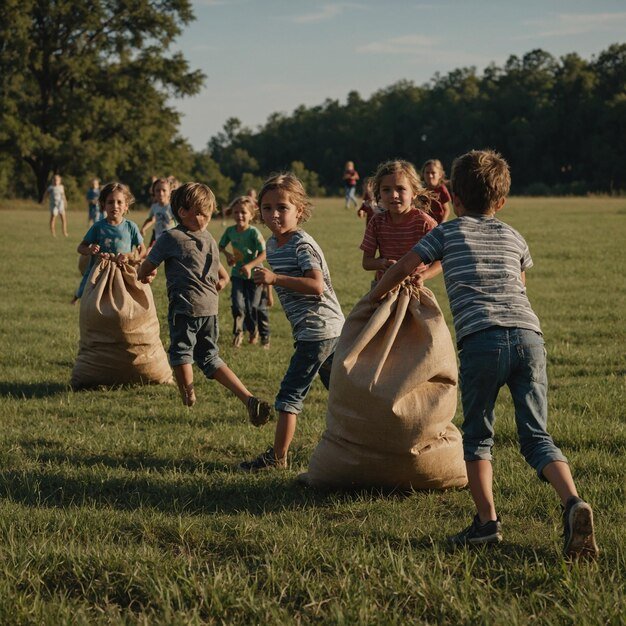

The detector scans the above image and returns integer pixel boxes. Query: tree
[0,0,204,200]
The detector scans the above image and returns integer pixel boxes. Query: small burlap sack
[300,283,467,490]
[71,258,172,389]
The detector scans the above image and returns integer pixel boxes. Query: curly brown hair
[258,173,313,224]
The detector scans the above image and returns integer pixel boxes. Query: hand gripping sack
[71,258,172,389]
[300,284,467,490]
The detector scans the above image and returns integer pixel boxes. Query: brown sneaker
[246,396,272,427]
[239,446,287,471]
[563,497,599,560]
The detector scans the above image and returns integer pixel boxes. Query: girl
[71,182,145,304]
[140,178,175,247]
[43,174,68,237]
[360,159,441,284]
[422,159,452,224]
[356,176,378,224]
[240,173,344,471]
[218,196,271,348]
[343,160,360,209]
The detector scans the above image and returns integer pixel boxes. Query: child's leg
[230,277,245,344]
[466,460,497,523]
[273,411,297,460]
[49,213,56,236]
[60,210,68,236]
[541,461,578,504]
[173,363,196,406]
[212,364,253,404]
[242,279,258,339]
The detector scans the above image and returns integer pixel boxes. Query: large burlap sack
[300,284,467,490]
[71,258,173,389]
[78,254,90,276]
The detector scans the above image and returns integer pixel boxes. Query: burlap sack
[300,284,467,490]
[71,258,172,389]
[78,254,90,275]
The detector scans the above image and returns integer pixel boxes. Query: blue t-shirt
[86,188,99,208]
[413,215,541,343]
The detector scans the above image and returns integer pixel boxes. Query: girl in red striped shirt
[360,159,442,283]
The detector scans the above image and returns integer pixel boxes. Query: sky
[173,0,626,151]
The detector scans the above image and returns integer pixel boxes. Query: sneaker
[239,446,287,471]
[448,514,502,546]
[246,396,272,427]
[562,496,599,560]
[232,333,243,348]
[249,331,259,345]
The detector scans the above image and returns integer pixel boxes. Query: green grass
[0,197,624,625]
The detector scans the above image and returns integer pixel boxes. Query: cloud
[356,34,439,55]
[521,12,626,38]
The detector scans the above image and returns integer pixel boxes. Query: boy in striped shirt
[370,150,598,559]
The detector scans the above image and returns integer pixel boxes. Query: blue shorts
[276,337,338,415]
[458,326,568,480]
[168,314,225,378]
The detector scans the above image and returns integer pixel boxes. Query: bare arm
[77,240,100,256]
[441,202,452,222]
[416,260,442,281]
[362,251,396,272]
[521,270,526,286]
[254,267,324,296]
[217,263,230,291]
[140,216,155,235]
[240,250,267,278]
[137,258,158,283]
[369,250,425,302]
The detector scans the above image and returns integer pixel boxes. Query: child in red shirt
[422,159,452,224]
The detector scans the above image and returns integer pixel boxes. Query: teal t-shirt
[218,225,265,278]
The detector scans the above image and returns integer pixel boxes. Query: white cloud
[357,34,439,55]
[522,12,626,38]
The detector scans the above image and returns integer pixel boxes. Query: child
[137,182,272,425]
[356,176,378,224]
[72,182,145,304]
[219,195,271,348]
[43,174,68,237]
[370,150,598,559]
[240,173,345,471]
[343,161,360,209]
[422,159,452,224]
[140,178,175,247]
[86,178,102,225]
[360,159,441,284]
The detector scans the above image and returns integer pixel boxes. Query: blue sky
[173,0,626,150]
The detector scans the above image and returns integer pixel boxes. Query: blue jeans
[344,185,357,208]
[231,277,270,341]
[276,337,338,414]
[458,326,568,480]
[168,314,225,378]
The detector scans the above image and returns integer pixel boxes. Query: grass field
[0,197,624,625]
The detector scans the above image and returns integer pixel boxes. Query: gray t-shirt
[148,225,220,317]
[266,230,344,341]
[413,215,542,343]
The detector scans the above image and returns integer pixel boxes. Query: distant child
[343,161,360,209]
[137,183,272,425]
[43,174,68,237]
[360,159,441,284]
[422,159,452,224]
[219,195,271,349]
[86,178,102,225]
[140,177,175,247]
[356,177,378,224]
[370,150,598,559]
[72,182,145,304]
[240,173,345,471]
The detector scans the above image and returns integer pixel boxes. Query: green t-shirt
[218,225,265,278]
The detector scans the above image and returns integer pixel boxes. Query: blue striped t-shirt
[266,230,344,341]
[413,215,542,343]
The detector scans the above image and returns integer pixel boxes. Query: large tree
[0,0,204,200]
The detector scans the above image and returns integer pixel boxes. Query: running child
[360,159,441,284]
[137,183,272,424]
[356,176,378,224]
[140,177,175,247]
[240,173,344,471]
[86,178,102,225]
[43,174,68,237]
[219,195,271,348]
[370,149,598,559]
[72,182,145,304]
[422,159,452,224]
[343,161,360,209]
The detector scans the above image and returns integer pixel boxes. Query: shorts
[168,313,225,378]
[50,203,65,216]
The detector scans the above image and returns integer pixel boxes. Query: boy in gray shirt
[138,182,271,426]
[370,150,598,560]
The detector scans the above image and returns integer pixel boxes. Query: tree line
[1,2,625,205]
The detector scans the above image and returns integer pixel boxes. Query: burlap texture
[71,258,172,389]
[300,284,467,490]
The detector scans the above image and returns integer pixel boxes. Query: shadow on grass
[0,381,68,399]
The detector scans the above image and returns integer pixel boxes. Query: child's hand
[217,277,228,292]
[253,267,276,286]
[239,264,253,279]
[225,252,236,266]
[89,243,100,255]
[115,253,128,266]
[141,268,158,284]
[381,258,396,271]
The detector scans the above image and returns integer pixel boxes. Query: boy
[137,182,271,425]
[370,150,598,559]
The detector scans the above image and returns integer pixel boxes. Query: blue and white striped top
[413,215,542,343]
[266,230,344,342]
